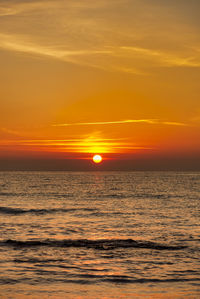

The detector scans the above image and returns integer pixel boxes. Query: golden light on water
[92,154,102,164]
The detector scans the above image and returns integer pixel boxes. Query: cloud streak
[52,119,187,127]
[0,33,112,61]
[0,33,199,72]
[0,136,152,154]
[0,0,60,17]
[0,127,26,137]
[120,46,200,67]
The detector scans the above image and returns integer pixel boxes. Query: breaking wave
[0,239,187,250]
[0,206,96,215]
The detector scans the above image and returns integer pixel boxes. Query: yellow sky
[0,0,200,168]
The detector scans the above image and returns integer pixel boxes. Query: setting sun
[92,154,103,164]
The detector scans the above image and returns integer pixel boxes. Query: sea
[0,171,199,298]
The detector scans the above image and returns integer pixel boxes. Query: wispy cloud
[161,121,187,126]
[1,0,200,74]
[120,46,200,67]
[0,0,59,17]
[0,7,18,16]
[0,127,25,137]
[0,33,143,74]
[0,136,152,154]
[0,33,112,61]
[1,32,199,74]
[52,119,187,127]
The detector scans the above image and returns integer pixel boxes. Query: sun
[92,154,102,164]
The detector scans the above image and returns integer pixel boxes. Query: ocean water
[0,171,199,298]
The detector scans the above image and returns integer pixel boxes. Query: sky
[0,0,200,170]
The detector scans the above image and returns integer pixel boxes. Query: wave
[0,206,96,215]
[0,239,187,251]
[0,276,199,286]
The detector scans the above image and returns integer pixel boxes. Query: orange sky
[0,0,200,170]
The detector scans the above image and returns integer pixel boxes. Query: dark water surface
[0,171,199,298]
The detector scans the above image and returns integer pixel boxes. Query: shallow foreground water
[0,171,199,298]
